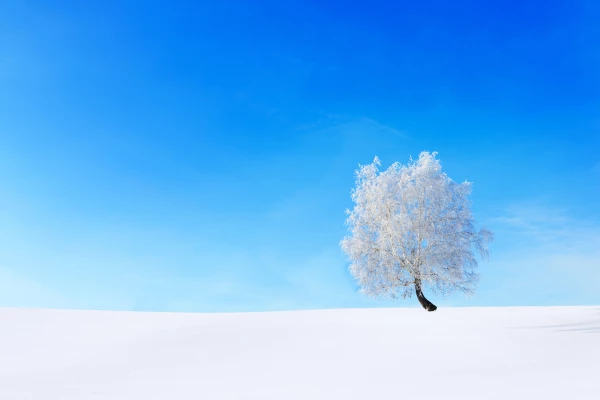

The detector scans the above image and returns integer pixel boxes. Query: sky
[0,0,599,312]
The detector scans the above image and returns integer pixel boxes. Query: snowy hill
[0,306,598,399]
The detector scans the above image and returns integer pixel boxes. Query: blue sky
[1,0,599,312]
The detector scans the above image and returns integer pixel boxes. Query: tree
[340,152,493,311]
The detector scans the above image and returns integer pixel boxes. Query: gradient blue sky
[1,0,599,312]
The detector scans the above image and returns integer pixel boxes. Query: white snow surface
[0,306,598,399]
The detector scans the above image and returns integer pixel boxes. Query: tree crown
[340,152,493,300]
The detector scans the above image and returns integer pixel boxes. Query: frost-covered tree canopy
[340,152,493,310]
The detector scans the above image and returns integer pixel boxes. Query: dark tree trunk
[414,278,437,312]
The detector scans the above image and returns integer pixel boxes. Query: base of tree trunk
[415,279,437,312]
[418,300,437,312]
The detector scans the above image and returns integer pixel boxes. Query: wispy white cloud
[489,202,574,243]
[483,202,600,305]
[293,114,407,139]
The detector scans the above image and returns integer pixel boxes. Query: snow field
[0,306,598,399]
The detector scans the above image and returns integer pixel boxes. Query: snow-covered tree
[340,152,493,311]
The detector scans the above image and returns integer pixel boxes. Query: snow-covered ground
[0,306,598,399]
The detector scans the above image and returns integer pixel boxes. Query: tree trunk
[414,278,437,312]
